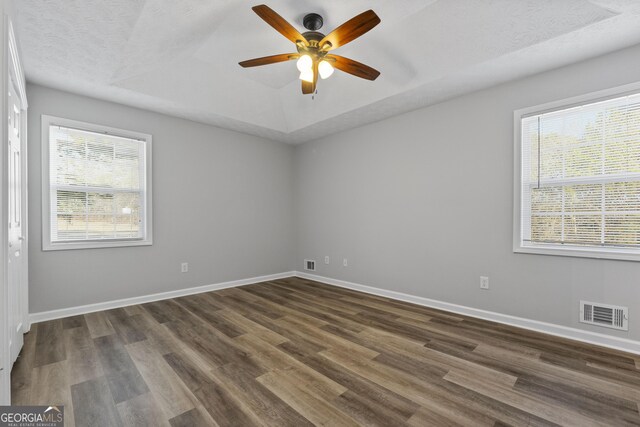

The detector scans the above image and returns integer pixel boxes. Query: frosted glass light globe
[299,69,314,83]
[296,55,312,72]
[318,60,334,79]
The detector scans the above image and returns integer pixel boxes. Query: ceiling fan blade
[239,53,299,68]
[326,55,380,81]
[320,10,380,51]
[252,5,309,46]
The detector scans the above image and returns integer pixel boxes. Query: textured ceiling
[15,0,640,143]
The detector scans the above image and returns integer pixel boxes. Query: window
[514,83,640,261]
[42,115,152,250]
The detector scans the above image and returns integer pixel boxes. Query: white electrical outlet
[480,276,489,290]
[343,258,348,267]
[325,256,330,264]
[181,262,189,273]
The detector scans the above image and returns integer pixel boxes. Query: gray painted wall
[27,43,640,343]
[27,84,295,313]
[295,43,640,341]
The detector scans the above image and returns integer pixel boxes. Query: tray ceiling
[15,0,640,143]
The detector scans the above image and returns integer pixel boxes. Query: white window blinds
[520,92,640,250]
[49,124,148,243]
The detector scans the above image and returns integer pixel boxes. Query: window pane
[605,139,640,175]
[564,143,602,178]
[531,187,562,213]
[55,215,88,241]
[531,215,562,242]
[605,182,640,212]
[54,138,85,185]
[565,184,601,213]
[564,215,602,244]
[114,192,141,238]
[114,214,140,238]
[56,190,86,214]
[522,92,640,250]
[85,141,115,188]
[113,142,141,189]
[605,215,640,246]
[48,121,148,244]
[539,133,565,180]
[86,214,115,239]
[87,193,114,215]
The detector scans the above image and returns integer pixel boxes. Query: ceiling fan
[239,5,381,95]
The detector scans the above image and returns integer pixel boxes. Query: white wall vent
[304,259,316,271]
[580,301,628,331]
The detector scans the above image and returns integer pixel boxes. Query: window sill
[43,238,152,251]
[514,244,640,262]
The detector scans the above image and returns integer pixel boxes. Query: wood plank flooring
[11,277,640,426]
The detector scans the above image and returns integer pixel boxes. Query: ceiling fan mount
[302,13,323,31]
[239,5,381,95]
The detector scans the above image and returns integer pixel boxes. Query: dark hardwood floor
[11,277,640,426]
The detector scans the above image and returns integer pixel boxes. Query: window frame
[513,81,640,262]
[41,115,153,251]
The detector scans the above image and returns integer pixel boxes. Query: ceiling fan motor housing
[301,31,324,43]
[303,13,323,30]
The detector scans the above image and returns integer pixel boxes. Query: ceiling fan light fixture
[318,60,334,79]
[296,54,313,72]
[239,6,381,94]
[299,69,314,83]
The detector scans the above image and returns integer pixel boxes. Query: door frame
[1,6,27,404]
[9,16,28,338]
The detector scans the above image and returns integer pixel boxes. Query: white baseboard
[28,269,640,355]
[295,271,640,355]
[29,271,295,325]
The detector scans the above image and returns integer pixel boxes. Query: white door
[1,13,28,406]
[7,76,23,364]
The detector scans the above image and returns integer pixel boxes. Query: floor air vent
[580,301,628,331]
[304,259,316,271]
